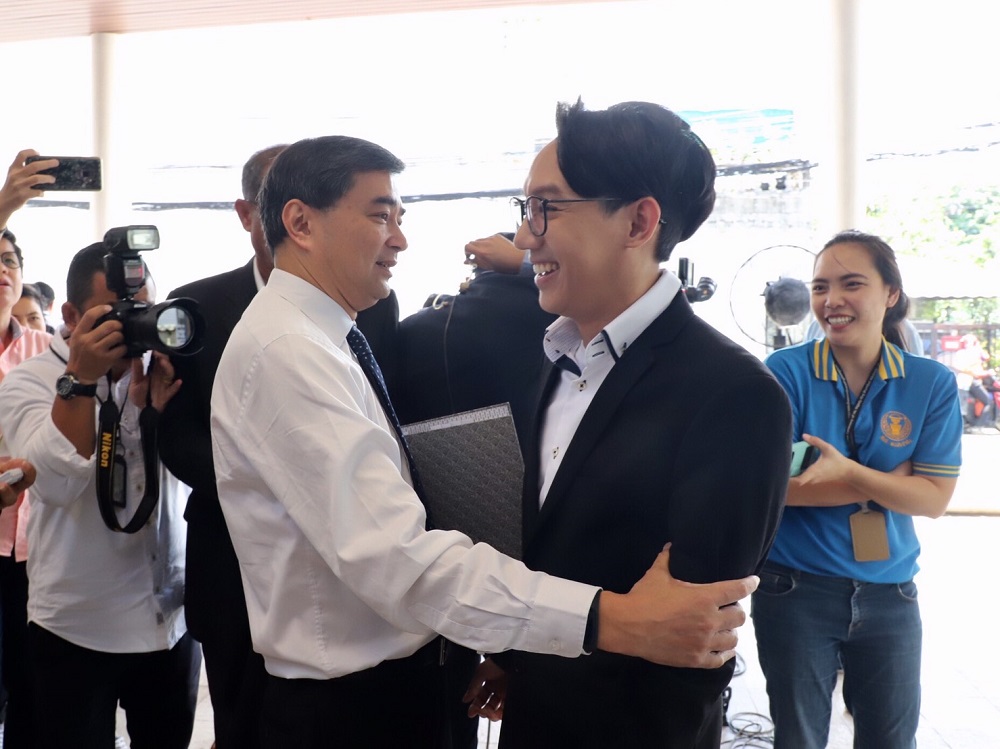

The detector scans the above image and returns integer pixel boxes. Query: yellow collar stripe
[811,338,906,382]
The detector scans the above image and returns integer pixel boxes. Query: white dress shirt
[0,334,188,653]
[211,270,597,680]
[539,271,681,504]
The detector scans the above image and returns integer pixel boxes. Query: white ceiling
[0,0,611,44]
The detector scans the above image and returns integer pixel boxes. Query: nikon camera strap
[95,382,161,533]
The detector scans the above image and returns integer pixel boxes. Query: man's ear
[234,198,255,232]
[281,199,314,249]
[61,301,81,332]
[625,196,662,249]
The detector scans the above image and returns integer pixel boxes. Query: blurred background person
[0,150,57,749]
[12,284,47,333]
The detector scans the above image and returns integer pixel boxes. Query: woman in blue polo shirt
[752,230,962,749]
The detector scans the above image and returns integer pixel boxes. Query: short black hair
[555,99,717,262]
[20,282,44,307]
[32,280,55,308]
[65,242,108,310]
[1,228,23,267]
[259,135,406,255]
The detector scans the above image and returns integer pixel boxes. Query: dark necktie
[346,326,427,503]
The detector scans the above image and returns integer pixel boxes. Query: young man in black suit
[465,100,793,748]
[158,145,399,748]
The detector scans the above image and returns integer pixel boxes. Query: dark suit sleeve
[159,265,255,496]
[667,371,791,584]
[159,290,218,494]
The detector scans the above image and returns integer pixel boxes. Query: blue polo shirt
[764,338,962,583]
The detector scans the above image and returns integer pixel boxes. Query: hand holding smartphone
[25,155,102,191]
[790,440,820,477]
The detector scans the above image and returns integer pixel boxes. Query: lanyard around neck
[833,358,880,461]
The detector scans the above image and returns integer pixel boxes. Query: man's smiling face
[514,140,632,340]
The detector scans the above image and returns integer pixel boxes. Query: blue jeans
[751,562,921,749]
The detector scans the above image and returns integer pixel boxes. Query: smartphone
[25,155,102,191]
[0,468,24,486]
[790,440,819,477]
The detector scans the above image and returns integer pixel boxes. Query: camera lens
[155,307,196,351]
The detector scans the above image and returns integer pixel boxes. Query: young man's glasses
[510,196,620,237]
[1,252,21,270]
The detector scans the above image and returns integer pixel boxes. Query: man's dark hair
[259,135,406,255]
[20,282,44,308]
[66,242,153,310]
[65,242,108,310]
[242,144,289,203]
[555,99,717,262]
[1,228,23,267]
[33,280,55,309]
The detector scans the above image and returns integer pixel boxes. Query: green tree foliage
[867,185,1000,266]
[868,186,999,330]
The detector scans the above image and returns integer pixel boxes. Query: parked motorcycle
[960,371,1000,433]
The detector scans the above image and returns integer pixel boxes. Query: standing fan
[728,244,817,353]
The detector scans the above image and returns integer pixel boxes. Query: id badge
[849,506,890,562]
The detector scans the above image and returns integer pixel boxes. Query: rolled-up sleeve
[0,360,94,507]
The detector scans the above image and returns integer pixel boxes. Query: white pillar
[831,0,861,231]
[91,32,124,235]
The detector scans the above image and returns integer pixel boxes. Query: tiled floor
[123,432,1000,748]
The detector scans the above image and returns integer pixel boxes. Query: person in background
[12,284,47,333]
[753,230,962,749]
[397,232,555,447]
[0,243,200,748]
[395,231,555,748]
[949,333,997,432]
[0,150,57,749]
[28,282,55,335]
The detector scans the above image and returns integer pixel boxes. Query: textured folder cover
[402,404,522,559]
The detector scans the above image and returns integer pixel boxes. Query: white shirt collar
[266,269,355,346]
[543,270,682,365]
[252,256,266,291]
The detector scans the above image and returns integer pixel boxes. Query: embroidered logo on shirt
[880,411,913,447]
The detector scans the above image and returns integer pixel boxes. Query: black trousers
[261,639,454,749]
[184,503,267,749]
[28,624,201,749]
[0,556,34,749]
[200,629,267,749]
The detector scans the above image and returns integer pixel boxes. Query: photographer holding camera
[0,237,201,748]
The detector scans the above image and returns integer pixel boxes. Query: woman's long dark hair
[820,230,911,351]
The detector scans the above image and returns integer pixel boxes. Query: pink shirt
[0,321,52,560]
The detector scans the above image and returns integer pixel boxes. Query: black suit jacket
[159,261,400,640]
[395,266,556,448]
[498,292,792,749]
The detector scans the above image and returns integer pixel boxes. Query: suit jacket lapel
[522,357,558,542]
[524,294,693,547]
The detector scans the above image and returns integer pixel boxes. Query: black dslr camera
[100,225,204,358]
